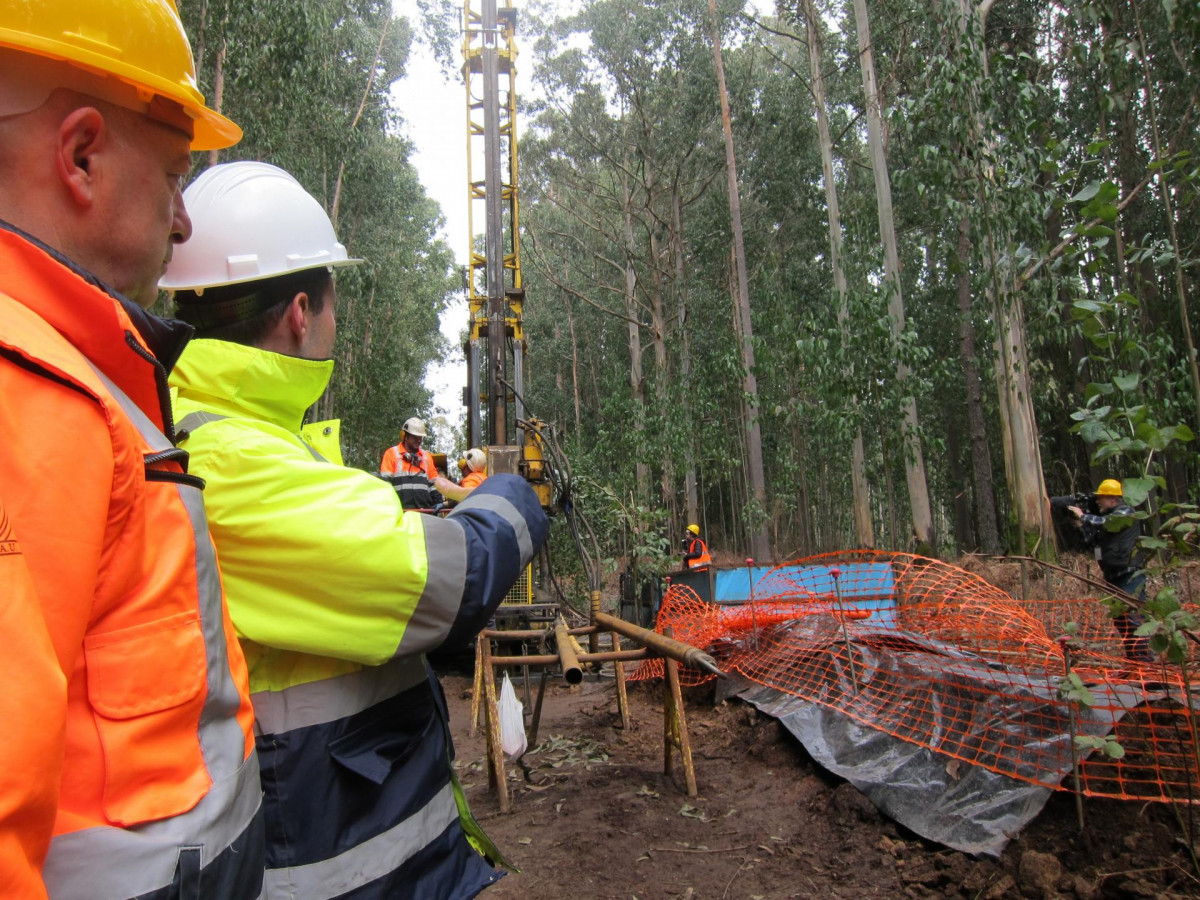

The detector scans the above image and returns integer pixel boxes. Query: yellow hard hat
[0,0,241,151]
[687,524,700,535]
[1095,478,1123,497]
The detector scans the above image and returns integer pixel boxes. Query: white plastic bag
[497,673,527,758]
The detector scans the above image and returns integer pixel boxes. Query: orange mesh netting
[630,550,1200,804]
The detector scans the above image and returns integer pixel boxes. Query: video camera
[1049,492,1100,553]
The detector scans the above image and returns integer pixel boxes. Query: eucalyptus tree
[706,0,772,561]
[847,0,936,552]
[180,0,457,468]
[786,0,875,548]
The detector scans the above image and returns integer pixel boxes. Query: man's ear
[55,107,107,208]
[287,292,311,344]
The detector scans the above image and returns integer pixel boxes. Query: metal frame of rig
[462,0,554,625]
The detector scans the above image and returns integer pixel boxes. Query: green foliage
[1073,733,1127,759]
[1137,587,1200,664]
[177,0,455,469]
[1057,670,1097,707]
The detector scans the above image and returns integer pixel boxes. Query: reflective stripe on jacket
[684,537,712,570]
[0,225,263,900]
[171,338,550,898]
[381,443,438,479]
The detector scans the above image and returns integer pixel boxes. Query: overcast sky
[390,34,474,429]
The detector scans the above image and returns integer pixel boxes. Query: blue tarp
[712,563,899,628]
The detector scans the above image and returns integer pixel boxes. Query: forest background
[175,0,1199,583]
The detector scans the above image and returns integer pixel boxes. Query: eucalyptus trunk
[672,187,700,527]
[801,0,874,549]
[620,169,649,498]
[851,0,934,552]
[708,0,771,562]
[958,0,1051,554]
[955,220,1001,553]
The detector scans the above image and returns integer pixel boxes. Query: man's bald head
[0,81,193,307]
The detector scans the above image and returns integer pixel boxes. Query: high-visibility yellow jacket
[171,338,549,900]
[0,226,263,900]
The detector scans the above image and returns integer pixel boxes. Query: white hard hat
[465,448,486,472]
[402,417,427,438]
[161,161,362,291]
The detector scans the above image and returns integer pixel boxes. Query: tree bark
[851,0,934,551]
[620,169,650,498]
[800,0,874,549]
[672,186,700,528]
[708,0,772,562]
[206,41,226,168]
[955,219,1002,553]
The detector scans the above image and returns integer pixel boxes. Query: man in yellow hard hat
[682,523,713,571]
[0,3,264,897]
[1061,479,1153,663]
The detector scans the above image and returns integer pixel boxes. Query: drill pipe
[554,618,584,685]
[592,612,726,678]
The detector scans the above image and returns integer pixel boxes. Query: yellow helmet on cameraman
[0,0,241,150]
[686,524,700,536]
[1095,479,1123,497]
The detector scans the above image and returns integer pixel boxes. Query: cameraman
[1053,479,1153,662]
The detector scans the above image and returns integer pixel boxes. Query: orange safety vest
[461,470,487,490]
[0,227,262,899]
[684,536,712,570]
[380,443,438,480]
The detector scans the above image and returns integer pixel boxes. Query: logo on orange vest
[0,501,21,556]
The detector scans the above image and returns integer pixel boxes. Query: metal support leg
[528,668,549,749]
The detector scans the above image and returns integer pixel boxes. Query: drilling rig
[461,0,560,625]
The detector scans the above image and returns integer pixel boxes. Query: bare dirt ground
[436,554,1200,899]
[441,669,1200,900]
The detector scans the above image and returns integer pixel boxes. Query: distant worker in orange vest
[461,447,489,491]
[682,524,713,570]
[380,416,438,478]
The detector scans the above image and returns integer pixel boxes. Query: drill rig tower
[462,0,524,451]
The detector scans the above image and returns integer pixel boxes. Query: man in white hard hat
[461,447,489,492]
[0,4,264,897]
[380,417,473,506]
[161,160,549,899]
[381,416,438,478]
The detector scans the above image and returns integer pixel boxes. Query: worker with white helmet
[461,447,489,491]
[0,3,264,896]
[381,416,438,478]
[162,160,549,899]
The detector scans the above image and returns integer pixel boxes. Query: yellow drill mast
[462,0,524,451]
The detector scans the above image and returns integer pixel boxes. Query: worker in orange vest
[682,524,713,570]
[380,417,473,505]
[460,447,489,491]
[380,416,438,478]
[0,5,263,897]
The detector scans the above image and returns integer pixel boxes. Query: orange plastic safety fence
[631,550,1200,805]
